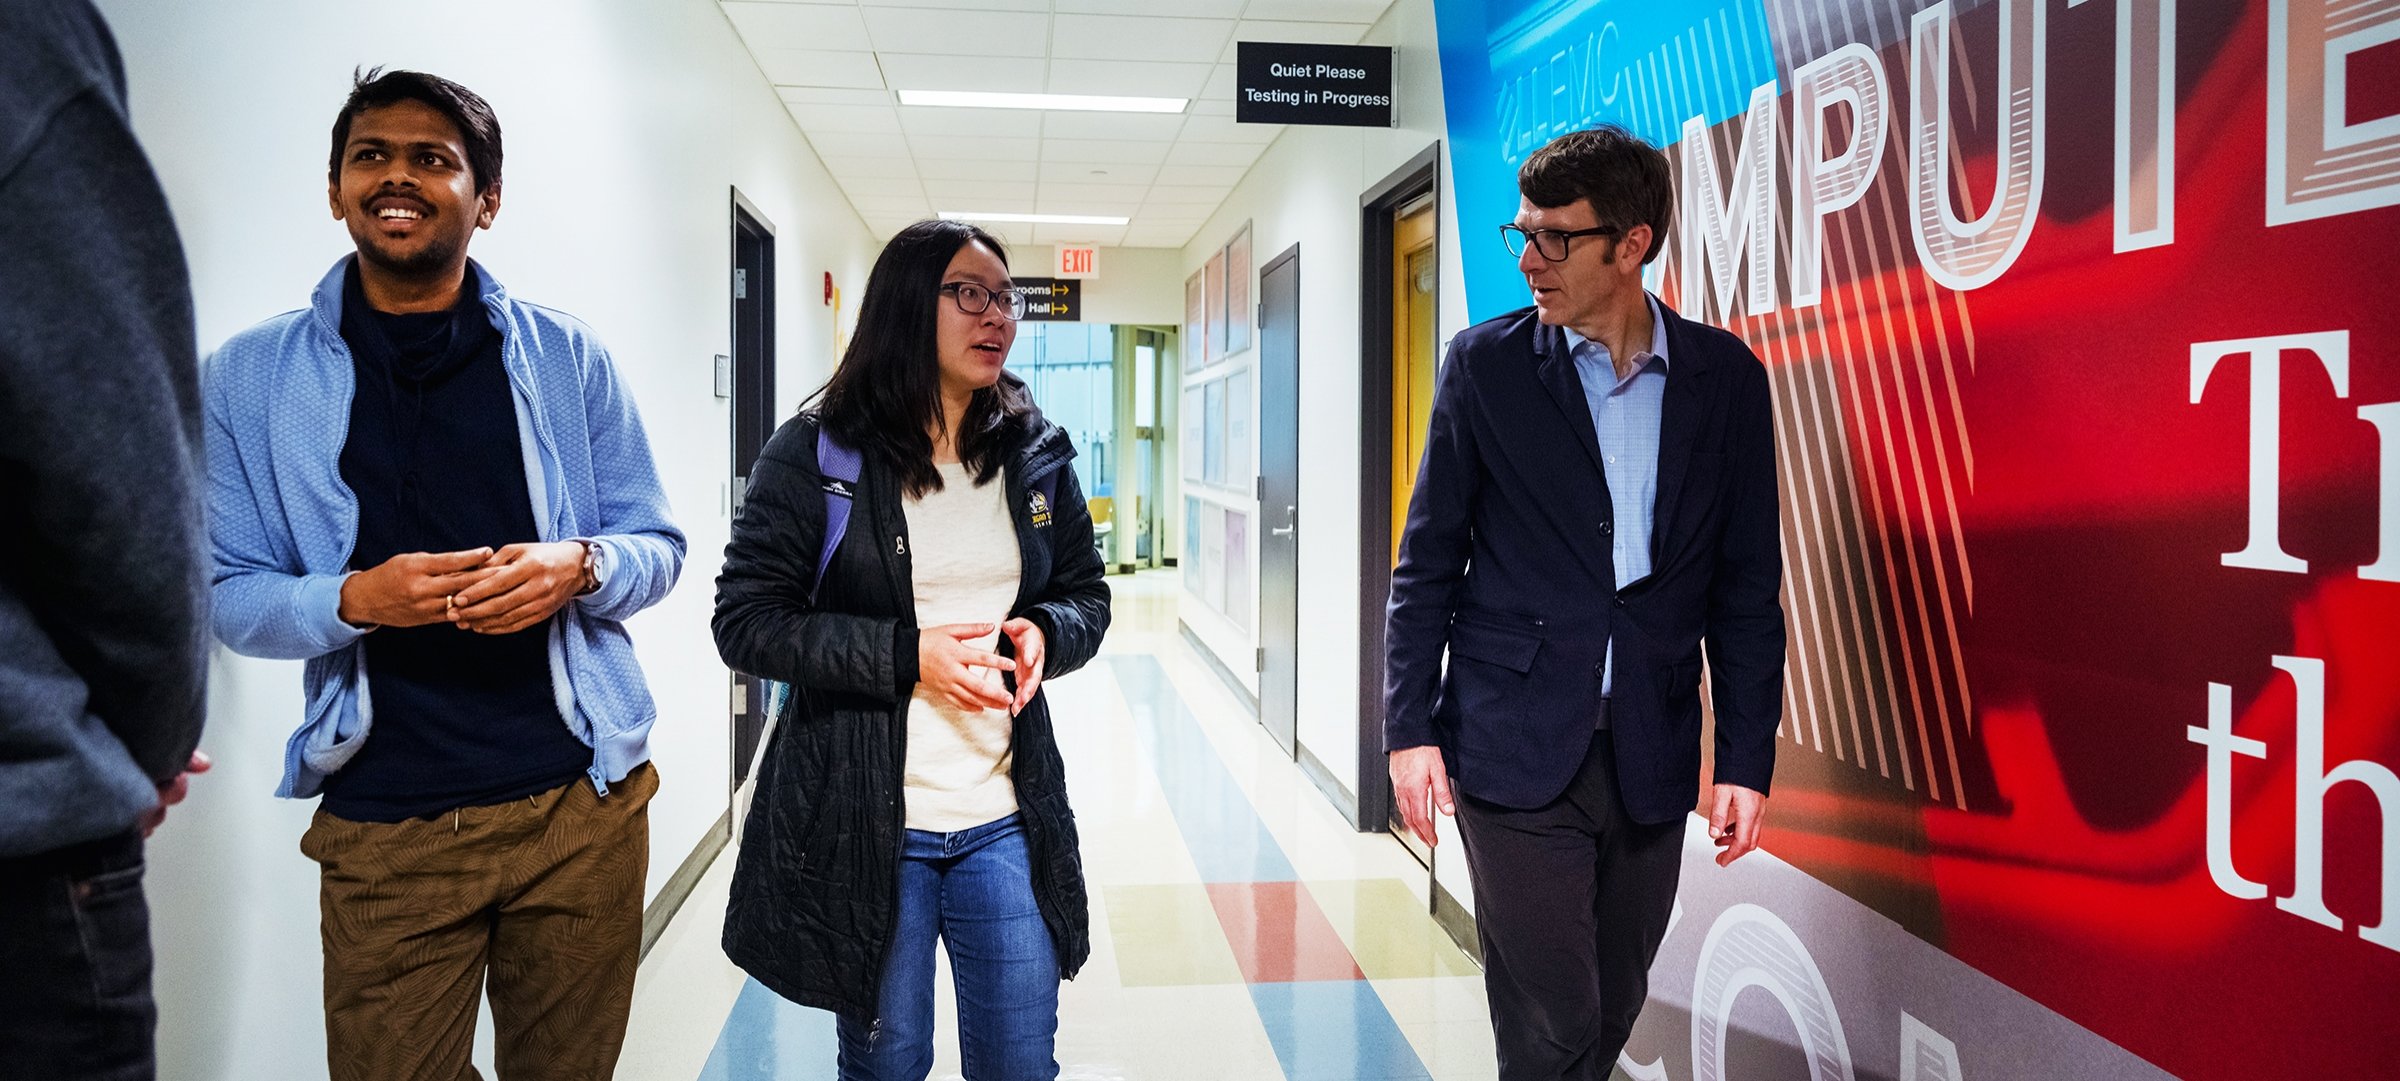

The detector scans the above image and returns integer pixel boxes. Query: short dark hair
[1517,125,1673,265]
[328,67,503,194]
[812,219,1035,499]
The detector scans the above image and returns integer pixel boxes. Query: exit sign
[1055,245,1099,279]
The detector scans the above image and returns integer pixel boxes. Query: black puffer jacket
[714,405,1110,1020]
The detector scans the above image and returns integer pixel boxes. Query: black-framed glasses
[1500,223,1620,261]
[940,281,1029,320]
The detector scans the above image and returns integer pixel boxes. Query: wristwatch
[578,539,606,595]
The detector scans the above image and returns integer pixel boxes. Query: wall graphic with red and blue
[1431,1,2400,1078]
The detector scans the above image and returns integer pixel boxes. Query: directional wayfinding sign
[1017,277,1080,322]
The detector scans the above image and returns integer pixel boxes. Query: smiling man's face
[328,99,497,286]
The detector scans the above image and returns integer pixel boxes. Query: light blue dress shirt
[1564,294,1670,696]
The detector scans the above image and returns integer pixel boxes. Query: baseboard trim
[1178,621,1259,716]
[1431,872,1482,967]
[1297,741,1361,829]
[641,809,730,961]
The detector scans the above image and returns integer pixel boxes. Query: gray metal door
[1258,245,1301,758]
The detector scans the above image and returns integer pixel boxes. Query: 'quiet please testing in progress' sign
[1234,42,1394,128]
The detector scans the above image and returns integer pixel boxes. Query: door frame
[1354,142,1442,835]
[728,190,777,801]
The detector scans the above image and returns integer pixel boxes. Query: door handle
[1270,505,1296,537]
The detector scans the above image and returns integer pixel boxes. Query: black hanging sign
[1235,42,1394,128]
[1017,277,1080,322]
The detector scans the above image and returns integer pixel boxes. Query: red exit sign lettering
[1055,245,1099,279]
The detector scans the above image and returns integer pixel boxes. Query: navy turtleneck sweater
[323,264,590,822]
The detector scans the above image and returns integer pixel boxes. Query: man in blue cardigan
[202,69,683,1080]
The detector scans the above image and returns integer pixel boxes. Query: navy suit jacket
[1383,298,1784,822]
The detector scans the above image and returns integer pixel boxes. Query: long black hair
[814,219,1036,498]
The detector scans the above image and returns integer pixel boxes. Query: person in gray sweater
[0,1,212,1076]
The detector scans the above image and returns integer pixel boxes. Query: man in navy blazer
[1384,126,1784,1079]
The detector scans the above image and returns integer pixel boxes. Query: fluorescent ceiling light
[940,211,1131,226]
[899,89,1187,114]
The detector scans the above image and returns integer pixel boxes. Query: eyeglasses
[1500,223,1620,261]
[940,281,1029,320]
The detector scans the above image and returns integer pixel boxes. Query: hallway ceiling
[718,0,1397,249]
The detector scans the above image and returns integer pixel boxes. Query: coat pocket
[1447,621,1542,674]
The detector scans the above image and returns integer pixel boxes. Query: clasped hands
[918,619,1046,716]
[337,542,591,635]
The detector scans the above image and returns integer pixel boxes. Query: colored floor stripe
[1248,981,1434,1081]
[1108,656,1433,1080]
[1110,655,1298,884]
[696,978,837,1080]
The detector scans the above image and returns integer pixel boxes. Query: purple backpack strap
[811,427,865,606]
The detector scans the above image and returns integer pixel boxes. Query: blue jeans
[836,814,1059,1081]
[0,831,156,1081]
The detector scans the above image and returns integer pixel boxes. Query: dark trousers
[1455,729,1684,1081]
[0,831,157,1081]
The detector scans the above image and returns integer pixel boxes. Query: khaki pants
[300,764,657,1081]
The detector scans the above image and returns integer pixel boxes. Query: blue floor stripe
[1248,981,1436,1081]
[696,978,837,1080]
[1105,655,1298,884]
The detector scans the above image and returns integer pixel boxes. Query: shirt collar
[1562,293,1670,370]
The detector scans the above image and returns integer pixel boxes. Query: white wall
[94,0,879,1075]
[1175,0,1472,881]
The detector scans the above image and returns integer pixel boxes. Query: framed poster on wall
[1182,385,1204,482]
[1203,249,1227,365]
[1183,270,1206,373]
[1227,367,1252,486]
[1223,222,1253,356]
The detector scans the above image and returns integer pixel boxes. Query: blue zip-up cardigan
[204,257,686,800]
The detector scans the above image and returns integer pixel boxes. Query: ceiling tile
[790,103,901,134]
[862,6,1049,57]
[1035,180,1157,202]
[816,154,919,179]
[1033,196,1143,218]
[779,86,895,107]
[1153,163,1250,186]
[849,194,934,215]
[1177,113,1281,144]
[1200,63,1238,100]
[897,105,1046,138]
[840,174,924,200]
[1145,184,1233,204]
[1220,20,1372,63]
[721,3,873,51]
[908,134,1042,161]
[1249,0,1396,22]
[1030,223,1128,246]
[1052,0,1245,16]
[1162,140,1262,167]
[924,179,1039,204]
[1190,98,1235,116]
[853,0,1046,9]
[1036,111,1191,142]
[751,48,885,89]
[1041,138,1173,165]
[917,158,1040,181]
[806,130,913,158]
[1043,59,1214,98]
[1051,14,1232,63]
[1040,161,1157,185]
[878,53,1047,94]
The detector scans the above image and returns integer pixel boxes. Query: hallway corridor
[618,571,1495,1080]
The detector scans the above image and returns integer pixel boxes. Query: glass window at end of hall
[1010,322,1113,503]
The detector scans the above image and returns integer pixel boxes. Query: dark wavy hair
[1518,125,1673,265]
[329,67,503,195]
[813,219,1035,498]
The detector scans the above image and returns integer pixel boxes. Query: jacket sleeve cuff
[300,572,371,652]
[572,535,634,613]
[892,621,919,700]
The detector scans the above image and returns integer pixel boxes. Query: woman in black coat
[713,219,1110,1080]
